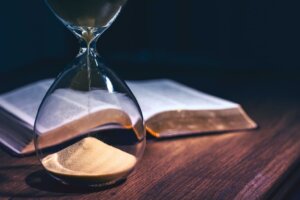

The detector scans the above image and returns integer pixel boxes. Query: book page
[0,79,239,126]
[0,79,254,153]
[0,80,53,126]
[127,79,239,120]
[0,79,139,133]
[36,88,138,133]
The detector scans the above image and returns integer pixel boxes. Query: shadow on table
[0,164,124,198]
[26,170,126,194]
[0,164,54,199]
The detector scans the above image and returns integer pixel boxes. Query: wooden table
[0,69,299,200]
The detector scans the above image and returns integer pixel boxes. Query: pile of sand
[42,137,136,182]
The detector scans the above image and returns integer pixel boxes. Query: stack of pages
[0,79,256,155]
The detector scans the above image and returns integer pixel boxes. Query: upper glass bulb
[47,0,127,28]
[34,0,146,187]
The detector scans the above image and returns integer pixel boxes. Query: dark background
[1,0,300,84]
[0,1,299,198]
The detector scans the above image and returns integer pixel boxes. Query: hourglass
[34,0,146,186]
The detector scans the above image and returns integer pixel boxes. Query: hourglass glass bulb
[34,0,145,187]
[46,0,127,28]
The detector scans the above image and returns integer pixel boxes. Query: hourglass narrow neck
[74,27,107,56]
[79,38,98,55]
[79,35,99,55]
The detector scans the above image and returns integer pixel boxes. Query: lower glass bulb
[34,48,146,186]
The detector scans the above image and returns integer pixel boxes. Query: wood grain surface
[0,75,299,200]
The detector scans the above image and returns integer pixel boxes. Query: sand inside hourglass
[47,0,127,27]
[42,137,137,183]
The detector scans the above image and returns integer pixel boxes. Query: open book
[0,79,256,155]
